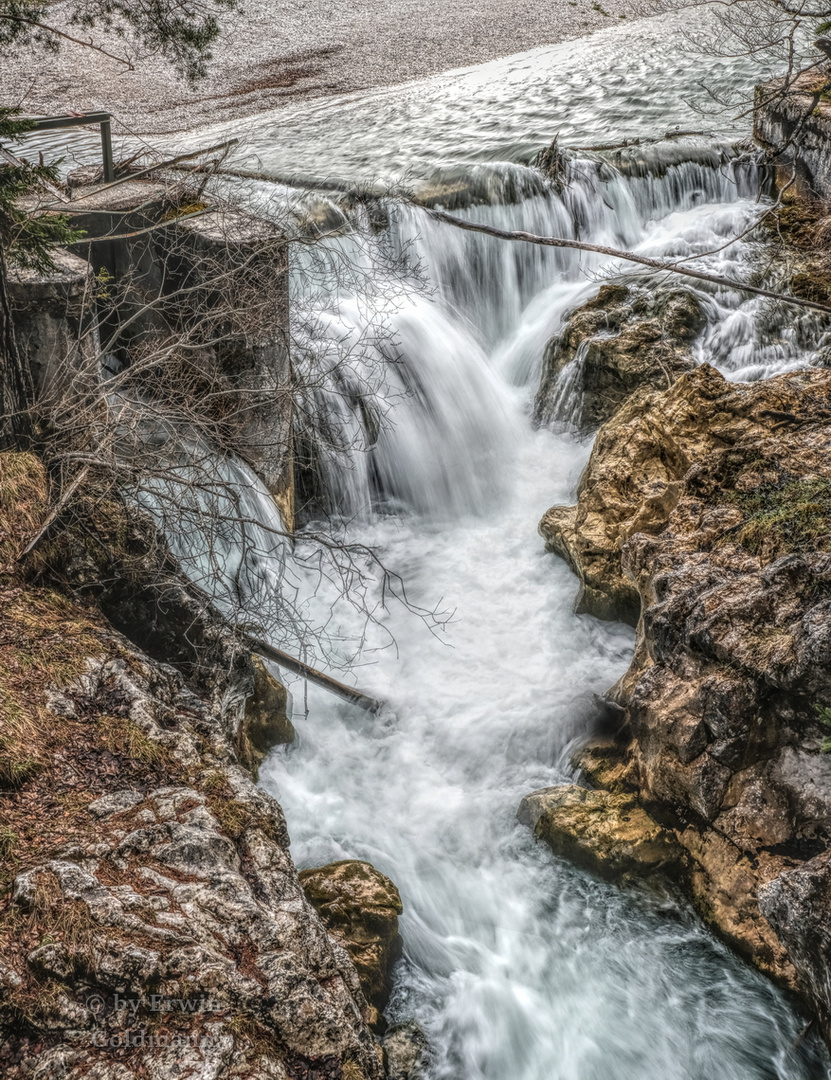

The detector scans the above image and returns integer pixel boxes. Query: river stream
[235,19,831,1080]
[53,10,831,1077]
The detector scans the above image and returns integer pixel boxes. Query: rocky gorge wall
[522,228,831,1041]
[755,73,831,202]
[0,452,414,1080]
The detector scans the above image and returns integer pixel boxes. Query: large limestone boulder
[299,860,403,1032]
[540,363,831,624]
[534,282,703,433]
[0,614,383,1080]
[518,784,683,882]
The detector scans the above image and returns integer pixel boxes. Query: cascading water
[225,141,831,1079]
[146,21,831,1076]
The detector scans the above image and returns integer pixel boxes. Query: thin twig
[16,465,90,561]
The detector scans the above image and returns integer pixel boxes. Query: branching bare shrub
[3,149,448,673]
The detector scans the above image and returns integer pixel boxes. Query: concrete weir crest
[10,172,294,529]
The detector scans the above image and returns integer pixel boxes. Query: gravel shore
[3,0,643,135]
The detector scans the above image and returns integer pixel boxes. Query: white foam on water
[250,152,829,1077]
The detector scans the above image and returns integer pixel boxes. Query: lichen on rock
[382,1020,430,1080]
[518,783,684,882]
[0,450,384,1080]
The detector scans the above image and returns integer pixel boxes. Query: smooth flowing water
[135,11,831,1078]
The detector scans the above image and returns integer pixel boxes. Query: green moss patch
[727,476,831,558]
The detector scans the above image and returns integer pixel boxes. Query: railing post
[23,113,115,183]
[99,118,114,182]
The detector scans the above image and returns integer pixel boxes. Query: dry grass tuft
[27,874,96,957]
[99,717,169,769]
[0,586,104,792]
[0,452,49,571]
[203,787,282,845]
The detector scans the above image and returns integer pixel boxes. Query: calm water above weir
[153,11,831,1078]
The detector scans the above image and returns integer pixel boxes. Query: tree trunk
[0,244,35,450]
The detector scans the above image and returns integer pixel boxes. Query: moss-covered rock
[237,655,295,775]
[299,859,403,1032]
[539,364,831,624]
[534,363,831,1030]
[0,569,383,1080]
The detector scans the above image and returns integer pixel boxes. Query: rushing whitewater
[145,144,831,1079]
[226,143,830,1080]
[125,20,831,1078]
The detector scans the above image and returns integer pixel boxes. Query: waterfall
[235,136,831,1079]
[289,145,823,523]
[543,340,592,432]
[161,84,830,1078]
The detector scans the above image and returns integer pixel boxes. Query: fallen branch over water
[426,207,831,317]
[246,636,383,714]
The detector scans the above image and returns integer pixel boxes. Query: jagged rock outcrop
[534,281,704,434]
[517,784,683,881]
[0,630,383,1079]
[539,363,831,624]
[528,362,831,1031]
[300,861,404,1033]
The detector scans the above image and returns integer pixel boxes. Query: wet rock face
[759,852,831,1029]
[539,363,831,625]
[534,282,703,434]
[299,860,404,1032]
[238,655,296,776]
[531,361,831,1028]
[518,784,684,881]
[382,1020,430,1080]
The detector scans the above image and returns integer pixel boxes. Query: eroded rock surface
[529,361,831,1032]
[0,454,384,1080]
[518,784,683,881]
[0,646,383,1080]
[300,860,404,1032]
[534,281,703,434]
[539,363,831,624]
[238,655,296,775]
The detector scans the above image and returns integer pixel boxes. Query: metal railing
[27,112,114,182]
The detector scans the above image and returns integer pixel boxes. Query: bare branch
[424,207,831,315]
